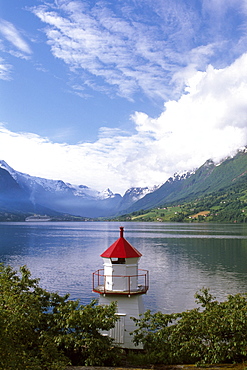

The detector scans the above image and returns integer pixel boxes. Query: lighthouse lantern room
[92,227,149,349]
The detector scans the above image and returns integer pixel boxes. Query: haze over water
[0,221,247,313]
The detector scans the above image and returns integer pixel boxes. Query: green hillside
[114,150,247,223]
[122,150,247,214]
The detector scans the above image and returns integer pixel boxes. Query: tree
[0,264,121,369]
[132,288,247,365]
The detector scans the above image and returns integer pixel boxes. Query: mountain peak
[99,188,115,199]
[0,160,18,181]
[0,160,12,171]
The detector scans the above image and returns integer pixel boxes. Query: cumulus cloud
[1,52,247,194]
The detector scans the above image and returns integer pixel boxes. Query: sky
[1,0,247,194]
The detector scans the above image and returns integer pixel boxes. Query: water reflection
[0,222,247,313]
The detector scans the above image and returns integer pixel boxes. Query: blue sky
[1,0,247,194]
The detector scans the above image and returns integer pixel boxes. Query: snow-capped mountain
[0,160,113,200]
[0,160,123,217]
[0,161,156,218]
[166,170,194,184]
[117,186,161,212]
[119,170,195,215]
[124,186,160,202]
[0,164,60,217]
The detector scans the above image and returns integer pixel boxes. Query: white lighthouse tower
[92,226,149,349]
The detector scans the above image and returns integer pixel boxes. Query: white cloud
[0,19,32,55]
[31,0,221,101]
[133,53,247,171]
[0,57,12,80]
[1,52,247,194]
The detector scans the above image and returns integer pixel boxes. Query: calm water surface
[0,221,247,313]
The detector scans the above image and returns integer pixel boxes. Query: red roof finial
[100,227,142,258]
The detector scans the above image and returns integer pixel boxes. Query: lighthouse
[92,226,149,349]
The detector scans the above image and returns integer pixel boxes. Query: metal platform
[92,269,149,295]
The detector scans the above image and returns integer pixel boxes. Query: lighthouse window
[111,258,126,264]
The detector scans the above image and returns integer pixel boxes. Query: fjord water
[0,221,247,314]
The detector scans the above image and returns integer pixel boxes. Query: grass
[130,206,183,222]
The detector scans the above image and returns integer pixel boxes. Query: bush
[0,264,121,369]
[132,288,247,365]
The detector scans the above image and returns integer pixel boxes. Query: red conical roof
[100,227,142,258]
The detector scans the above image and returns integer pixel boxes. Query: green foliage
[2,265,247,368]
[132,288,247,365]
[170,212,186,222]
[110,150,247,223]
[112,175,247,223]
[0,264,121,369]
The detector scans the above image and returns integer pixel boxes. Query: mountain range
[120,148,247,214]
[0,148,247,221]
[0,160,157,219]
